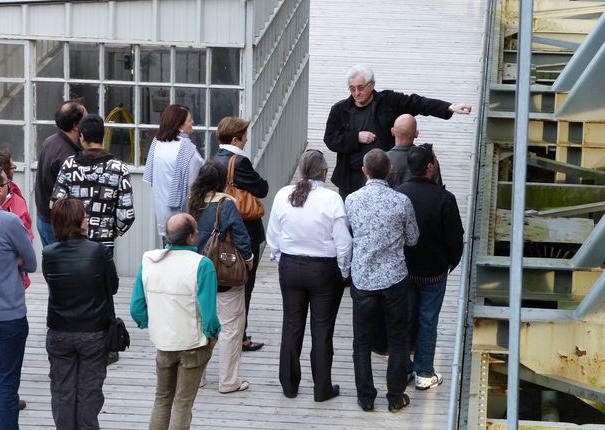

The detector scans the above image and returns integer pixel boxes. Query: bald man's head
[55,100,87,133]
[165,213,198,246]
[391,114,418,145]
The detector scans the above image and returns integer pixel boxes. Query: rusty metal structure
[450,1,605,428]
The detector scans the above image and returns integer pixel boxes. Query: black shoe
[283,390,298,399]
[107,351,119,365]
[388,393,410,413]
[242,337,264,352]
[315,384,340,402]
[18,400,26,410]
[357,398,374,411]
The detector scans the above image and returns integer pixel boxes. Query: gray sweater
[0,209,36,321]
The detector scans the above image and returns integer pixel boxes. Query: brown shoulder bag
[202,198,248,288]
[226,155,265,220]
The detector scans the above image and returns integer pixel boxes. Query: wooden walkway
[20,264,457,429]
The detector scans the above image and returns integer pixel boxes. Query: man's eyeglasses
[0,179,12,188]
[348,81,374,93]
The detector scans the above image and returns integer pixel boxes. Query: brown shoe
[19,399,26,410]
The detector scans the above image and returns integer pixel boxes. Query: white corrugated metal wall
[308,0,487,262]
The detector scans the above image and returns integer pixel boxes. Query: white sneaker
[415,372,443,390]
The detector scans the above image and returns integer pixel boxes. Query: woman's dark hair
[55,100,85,132]
[51,197,86,241]
[79,114,105,144]
[188,160,228,219]
[0,148,11,175]
[156,104,190,142]
[289,150,328,208]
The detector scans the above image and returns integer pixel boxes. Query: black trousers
[243,238,261,341]
[351,280,409,403]
[278,253,344,401]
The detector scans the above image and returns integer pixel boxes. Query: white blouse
[266,181,352,278]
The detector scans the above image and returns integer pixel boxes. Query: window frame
[2,39,244,170]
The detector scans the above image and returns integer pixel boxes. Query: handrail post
[507,0,534,428]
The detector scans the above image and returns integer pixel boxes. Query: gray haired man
[324,64,471,199]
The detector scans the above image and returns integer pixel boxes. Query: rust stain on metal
[576,346,587,357]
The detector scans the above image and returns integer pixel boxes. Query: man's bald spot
[60,101,84,114]
[165,213,197,246]
[392,114,417,136]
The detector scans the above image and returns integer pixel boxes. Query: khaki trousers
[149,345,213,430]
[217,287,246,392]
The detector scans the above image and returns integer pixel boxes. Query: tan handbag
[226,155,265,221]
[202,198,248,288]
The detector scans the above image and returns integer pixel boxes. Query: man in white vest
[130,213,220,429]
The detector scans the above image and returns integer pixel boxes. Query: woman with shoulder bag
[42,197,118,429]
[214,117,268,352]
[189,161,254,393]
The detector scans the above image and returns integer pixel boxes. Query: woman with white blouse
[266,149,352,402]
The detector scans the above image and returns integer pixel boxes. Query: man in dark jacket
[396,144,464,391]
[324,64,471,198]
[386,114,443,188]
[35,100,87,246]
[214,116,269,352]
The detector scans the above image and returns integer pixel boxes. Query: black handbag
[104,274,130,352]
[105,317,130,352]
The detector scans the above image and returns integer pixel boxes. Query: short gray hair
[346,65,375,85]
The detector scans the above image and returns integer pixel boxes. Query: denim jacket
[194,194,253,261]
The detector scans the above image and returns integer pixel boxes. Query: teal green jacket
[130,245,221,339]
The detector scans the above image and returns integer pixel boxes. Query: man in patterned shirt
[50,114,135,257]
[345,148,419,413]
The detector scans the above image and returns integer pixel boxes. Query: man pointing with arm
[324,64,471,199]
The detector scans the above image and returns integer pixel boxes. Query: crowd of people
[0,64,469,429]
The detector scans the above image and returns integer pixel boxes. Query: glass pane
[35,124,58,159]
[104,86,135,124]
[105,45,134,81]
[69,43,99,80]
[210,88,239,126]
[140,128,158,164]
[140,47,170,82]
[189,130,206,158]
[35,82,64,120]
[0,125,24,162]
[211,48,239,85]
[141,86,170,124]
[175,88,206,126]
[0,44,24,78]
[104,125,134,163]
[209,130,219,157]
[0,82,24,120]
[175,48,206,84]
[35,40,64,78]
[69,84,99,115]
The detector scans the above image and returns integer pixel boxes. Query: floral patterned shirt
[345,179,419,291]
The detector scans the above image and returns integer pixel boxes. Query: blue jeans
[408,278,447,377]
[351,281,408,403]
[0,317,29,430]
[36,215,56,246]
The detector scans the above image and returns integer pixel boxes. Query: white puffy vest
[141,249,208,351]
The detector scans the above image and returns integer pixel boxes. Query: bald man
[131,212,220,429]
[386,114,442,188]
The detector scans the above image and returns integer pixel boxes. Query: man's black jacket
[396,177,464,277]
[324,90,452,191]
[214,148,269,245]
[35,131,82,220]
[43,237,118,332]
